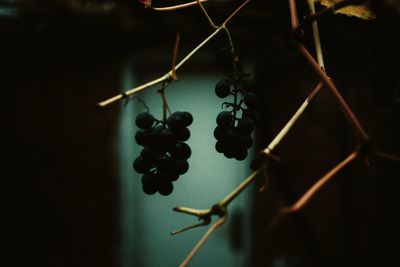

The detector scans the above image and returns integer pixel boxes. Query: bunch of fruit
[213,78,260,160]
[133,111,193,195]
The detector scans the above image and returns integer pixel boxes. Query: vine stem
[220,168,264,207]
[288,150,358,212]
[179,216,227,267]
[263,82,324,155]
[308,0,325,70]
[196,0,218,29]
[97,0,251,108]
[269,150,358,229]
[151,0,210,11]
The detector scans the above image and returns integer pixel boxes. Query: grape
[234,149,247,161]
[167,112,185,129]
[214,126,223,140]
[236,117,255,135]
[169,142,191,159]
[215,141,224,153]
[174,127,190,141]
[215,79,232,98]
[173,159,189,175]
[222,128,238,144]
[155,154,172,171]
[241,136,253,149]
[244,92,260,108]
[180,112,193,126]
[135,130,147,146]
[223,149,235,159]
[133,156,153,173]
[136,112,155,129]
[141,173,158,195]
[140,147,159,161]
[158,179,174,196]
[158,170,180,182]
[216,111,233,127]
[159,128,177,147]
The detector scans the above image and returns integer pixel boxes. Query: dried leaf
[321,0,376,20]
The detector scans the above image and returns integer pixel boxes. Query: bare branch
[268,150,358,229]
[263,82,324,155]
[196,0,218,29]
[179,216,227,267]
[151,0,210,12]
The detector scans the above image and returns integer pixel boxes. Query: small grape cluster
[213,78,260,160]
[133,111,193,196]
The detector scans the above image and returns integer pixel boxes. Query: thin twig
[375,150,400,163]
[222,0,251,26]
[220,168,264,207]
[268,150,358,229]
[179,216,227,267]
[196,0,218,29]
[263,82,324,155]
[151,0,210,11]
[308,0,326,71]
[171,33,180,80]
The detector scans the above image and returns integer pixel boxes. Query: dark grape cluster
[133,111,193,196]
[213,78,260,160]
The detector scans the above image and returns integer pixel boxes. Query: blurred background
[1,1,400,266]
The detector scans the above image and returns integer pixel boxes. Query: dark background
[1,1,399,266]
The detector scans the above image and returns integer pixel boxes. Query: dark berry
[140,147,159,161]
[180,112,193,126]
[136,112,155,129]
[174,127,190,141]
[214,127,223,140]
[173,159,189,175]
[159,128,177,147]
[158,170,180,182]
[222,128,238,144]
[135,130,147,146]
[155,154,172,171]
[141,173,158,195]
[223,149,235,159]
[216,111,233,127]
[133,156,153,174]
[158,179,174,196]
[215,141,224,153]
[167,112,185,129]
[234,149,247,161]
[215,79,232,98]
[236,117,255,135]
[169,142,191,159]
[241,136,253,149]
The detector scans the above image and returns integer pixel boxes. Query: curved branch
[150,0,210,12]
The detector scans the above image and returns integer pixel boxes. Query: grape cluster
[133,111,193,196]
[213,79,260,160]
